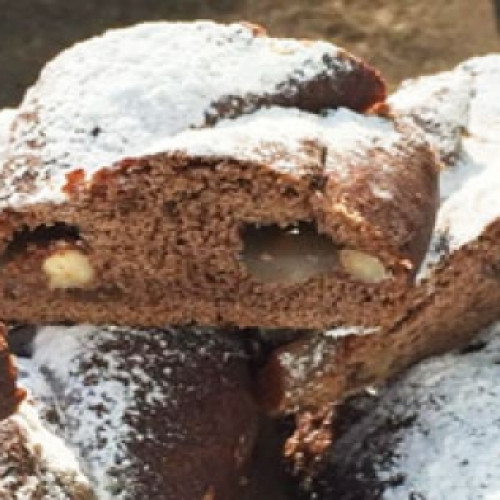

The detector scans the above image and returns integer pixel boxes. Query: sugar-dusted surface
[31,325,257,500]
[314,321,500,499]
[432,56,500,253]
[2,102,412,210]
[16,357,58,422]
[391,55,500,276]
[277,326,379,388]
[0,20,384,208]
[0,357,93,500]
[389,68,472,165]
[32,325,149,500]
[148,106,401,176]
[260,55,500,416]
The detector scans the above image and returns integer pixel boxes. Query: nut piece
[42,249,95,289]
[339,249,389,284]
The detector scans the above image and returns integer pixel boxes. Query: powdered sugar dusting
[11,400,92,495]
[394,55,500,276]
[433,56,500,252]
[277,325,380,409]
[279,342,328,387]
[389,68,472,165]
[147,106,400,174]
[32,325,162,499]
[0,356,93,499]
[379,322,500,499]
[1,20,360,208]
[319,320,500,499]
[31,324,249,500]
[322,325,380,338]
[0,108,15,158]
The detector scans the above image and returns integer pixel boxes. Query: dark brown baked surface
[25,324,259,500]
[0,324,24,421]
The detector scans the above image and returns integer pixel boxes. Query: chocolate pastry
[259,55,500,416]
[0,104,437,329]
[308,320,500,499]
[28,325,258,500]
[0,323,24,421]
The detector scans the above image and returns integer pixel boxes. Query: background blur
[1,0,499,108]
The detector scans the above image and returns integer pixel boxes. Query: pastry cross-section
[0,105,438,328]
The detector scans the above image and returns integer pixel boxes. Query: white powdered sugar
[375,322,500,499]
[0,356,93,499]
[31,325,154,499]
[0,108,15,157]
[464,55,500,142]
[2,104,404,210]
[29,324,249,500]
[393,55,500,275]
[10,400,91,494]
[321,320,500,499]
[433,56,500,253]
[322,325,381,338]
[147,106,400,174]
[389,68,472,165]
[1,20,358,208]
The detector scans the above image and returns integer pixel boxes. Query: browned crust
[0,324,25,421]
[313,126,438,271]
[205,49,386,123]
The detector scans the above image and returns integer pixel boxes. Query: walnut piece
[42,249,95,289]
[339,249,389,283]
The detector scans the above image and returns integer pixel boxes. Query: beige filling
[42,249,95,289]
[242,223,389,284]
[339,249,390,284]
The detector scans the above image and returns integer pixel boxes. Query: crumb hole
[241,222,339,284]
[1,223,81,265]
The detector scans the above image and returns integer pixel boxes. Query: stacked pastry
[0,20,427,499]
[1,18,499,500]
[258,56,500,497]
[260,55,500,418]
